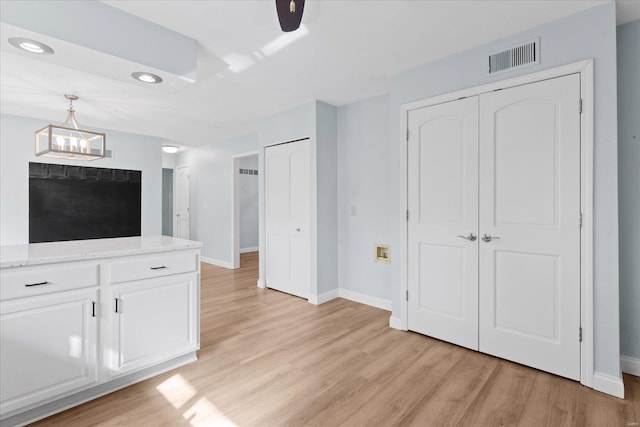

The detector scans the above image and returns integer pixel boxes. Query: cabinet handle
[25,281,50,287]
[92,301,96,318]
[115,298,119,313]
[150,266,167,270]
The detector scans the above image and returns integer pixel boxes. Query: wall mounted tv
[29,162,142,243]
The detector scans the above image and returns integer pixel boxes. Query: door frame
[231,150,260,269]
[399,59,594,387]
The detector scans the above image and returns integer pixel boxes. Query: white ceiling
[0,0,633,149]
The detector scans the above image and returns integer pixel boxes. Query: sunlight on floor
[156,374,238,427]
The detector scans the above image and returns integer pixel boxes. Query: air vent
[489,39,539,74]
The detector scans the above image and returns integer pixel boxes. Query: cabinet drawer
[0,263,99,301]
[108,251,197,284]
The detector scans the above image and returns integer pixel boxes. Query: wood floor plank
[31,253,640,427]
[458,360,536,426]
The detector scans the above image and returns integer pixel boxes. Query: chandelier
[35,94,106,161]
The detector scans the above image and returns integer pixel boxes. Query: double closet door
[407,74,581,380]
[265,139,311,299]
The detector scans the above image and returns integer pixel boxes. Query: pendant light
[35,94,106,161]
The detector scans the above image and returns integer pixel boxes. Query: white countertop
[0,236,203,268]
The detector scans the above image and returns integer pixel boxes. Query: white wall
[238,155,259,251]
[0,113,162,245]
[389,3,620,378]
[337,94,392,303]
[175,133,258,263]
[617,20,640,362]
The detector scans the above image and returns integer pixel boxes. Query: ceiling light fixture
[131,72,163,84]
[8,37,54,55]
[35,95,106,161]
[161,145,180,154]
[275,0,305,32]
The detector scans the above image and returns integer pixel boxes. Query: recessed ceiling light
[162,145,180,154]
[8,37,54,55]
[131,72,163,84]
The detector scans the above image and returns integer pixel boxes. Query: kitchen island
[0,236,203,426]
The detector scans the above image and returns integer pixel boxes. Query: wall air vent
[489,38,539,75]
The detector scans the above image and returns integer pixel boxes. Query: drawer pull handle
[92,301,96,318]
[25,281,50,287]
[115,298,120,313]
[150,266,167,270]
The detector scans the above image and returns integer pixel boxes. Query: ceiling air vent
[489,38,539,75]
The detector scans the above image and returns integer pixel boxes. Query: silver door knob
[456,233,477,242]
[296,228,301,232]
[481,234,500,242]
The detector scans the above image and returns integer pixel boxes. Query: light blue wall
[617,20,640,361]
[0,113,163,245]
[175,133,258,262]
[337,94,392,302]
[389,3,620,378]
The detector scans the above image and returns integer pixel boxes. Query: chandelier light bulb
[290,0,295,13]
[70,137,78,150]
[56,136,65,148]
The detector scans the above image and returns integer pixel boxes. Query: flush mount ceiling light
[131,72,163,84]
[161,145,180,154]
[275,0,305,32]
[35,95,106,161]
[8,37,54,55]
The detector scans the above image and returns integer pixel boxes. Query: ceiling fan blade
[275,0,305,32]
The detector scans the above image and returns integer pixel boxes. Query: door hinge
[406,290,409,301]
[579,212,583,228]
[406,129,409,141]
[579,327,583,342]
[406,210,409,221]
[579,98,583,114]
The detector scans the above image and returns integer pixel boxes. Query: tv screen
[29,162,142,243]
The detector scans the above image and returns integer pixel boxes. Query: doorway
[175,165,190,239]
[231,151,260,269]
[161,168,173,236]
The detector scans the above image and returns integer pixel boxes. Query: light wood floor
[35,252,639,426]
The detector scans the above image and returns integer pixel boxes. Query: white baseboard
[389,316,402,330]
[257,278,266,289]
[593,371,625,398]
[338,289,391,311]
[308,289,339,305]
[201,256,234,269]
[621,355,640,377]
[240,247,259,254]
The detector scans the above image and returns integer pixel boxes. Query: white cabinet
[0,237,201,425]
[105,273,199,377]
[0,289,98,414]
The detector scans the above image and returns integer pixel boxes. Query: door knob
[481,234,500,243]
[456,233,477,242]
[296,228,301,232]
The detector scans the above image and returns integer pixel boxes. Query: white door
[265,139,310,299]
[176,166,190,239]
[106,273,198,377]
[407,97,479,350]
[478,74,581,380]
[0,290,97,414]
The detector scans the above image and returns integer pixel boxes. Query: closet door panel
[478,74,581,380]
[407,97,479,351]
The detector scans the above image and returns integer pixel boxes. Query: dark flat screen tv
[29,162,142,243]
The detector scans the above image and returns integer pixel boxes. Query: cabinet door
[0,289,98,414]
[105,273,198,377]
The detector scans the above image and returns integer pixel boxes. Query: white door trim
[399,59,594,388]
[231,150,260,269]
